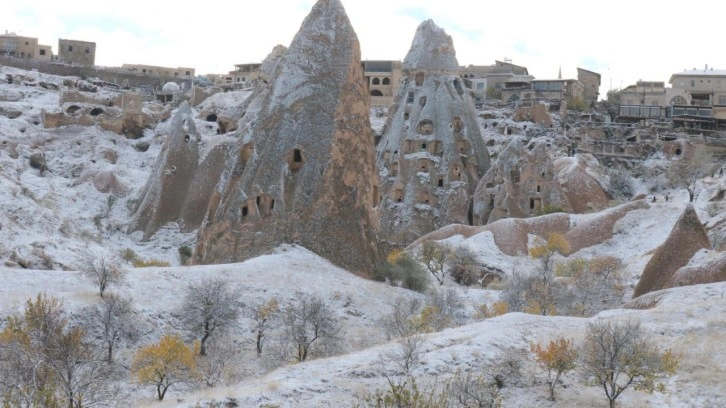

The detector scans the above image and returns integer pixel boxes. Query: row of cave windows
[370,77,391,86]
[388,161,464,183]
[66,105,106,116]
[400,112,466,135]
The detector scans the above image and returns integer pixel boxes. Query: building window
[186,71,191,76]
[85,48,90,53]
[382,78,390,85]
[476,82,485,90]
[68,45,73,52]
[691,80,695,87]
[25,41,29,45]
[39,49,46,56]
[719,96,726,105]
[237,78,241,82]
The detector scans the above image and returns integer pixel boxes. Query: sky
[3,0,725,99]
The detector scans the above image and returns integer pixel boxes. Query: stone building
[231,63,261,85]
[577,67,601,104]
[461,60,531,99]
[121,64,195,78]
[364,60,403,107]
[376,20,490,245]
[0,32,52,61]
[58,39,96,65]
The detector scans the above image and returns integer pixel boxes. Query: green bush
[178,246,193,265]
[375,251,429,293]
[536,203,565,216]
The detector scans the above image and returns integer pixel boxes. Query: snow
[2,64,726,407]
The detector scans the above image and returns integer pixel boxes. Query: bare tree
[195,336,243,387]
[278,294,342,363]
[449,370,503,408]
[0,293,117,408]
[582,319,679,408]
[179,278,240,356]
[415,240,452,285]
[379,296,426,340]
[88,293,139,362]
[79,253,126,299]
[667,144,713,202]
[250,298,279,356]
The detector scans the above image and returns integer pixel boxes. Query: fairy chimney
[376,20,490,245]
[194,0,380,275]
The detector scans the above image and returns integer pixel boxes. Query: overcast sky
[3,0,723,98]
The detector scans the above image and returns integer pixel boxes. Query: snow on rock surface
[376,19,490,246]
[194,0,380,275]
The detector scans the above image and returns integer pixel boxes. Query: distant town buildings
[0,32,52,61]
[363,60,403,107]
[58,39,96,66]
[618,66,726,131]
[121,64,195,78]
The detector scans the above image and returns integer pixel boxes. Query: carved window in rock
[417,120,434,135]
[372,78,381,85]
[457,140,470,154]
[370,90,383,97]
[437,176,444,188]
[206,113,217,122]
[415,72,425,87]
[240,142,254,164]
[510,168,521,183]
[372,186,380,207]
[537,185,541,193]
[382,78,390,85]
[417,191,432,205]
[418,158,431,173]
[404,111,410,121]
[90,108,104,116]
[407,91,415,104]
[287,148,304,172]
[256,195,275,217]
[419,96,427,107]
[393,188,404,203]
[450,165,462,181]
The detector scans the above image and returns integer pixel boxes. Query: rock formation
[376,20,490,245]
[408,200,649,256]
[193,0,380,275]
[215,45,287,135]
[668,251,726,289]
[128,102,200,238]
[633,204,712,298]
[472,137,610,225]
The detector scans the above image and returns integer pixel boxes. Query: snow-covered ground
[1,66,726,407]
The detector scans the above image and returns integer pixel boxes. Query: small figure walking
[652,195,657,203]
[665,192,670,202]
[720,168,723,177]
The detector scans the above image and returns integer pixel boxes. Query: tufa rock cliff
[193,0,380,275]
[376,19,490,246]
[472,137,610,225]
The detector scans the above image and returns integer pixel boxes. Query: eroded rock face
[634,204,712,298]
[376,19,490,245]
[128,102,200,238]
[472,138,610,225]
[194,0,380,275]
[216,45,287,135]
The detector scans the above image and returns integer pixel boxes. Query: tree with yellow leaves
[583,319,678,408]
[252,297,279,355]
[531,337,578,400]
[132,334,198,401]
